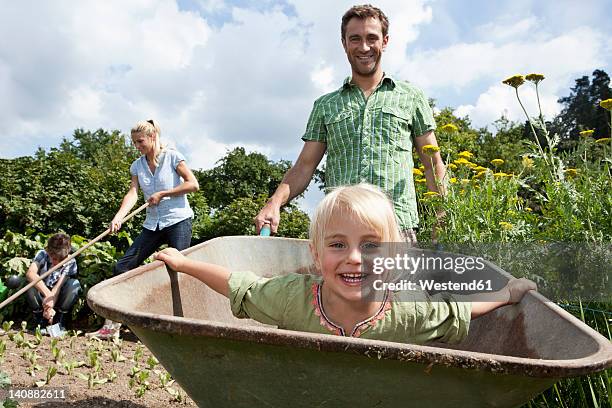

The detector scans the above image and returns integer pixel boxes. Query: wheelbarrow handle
[0,202,149,310]
[260,223,271,237]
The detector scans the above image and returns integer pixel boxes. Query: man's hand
[148,191,166,206]
[506,278,537,304]
[431,209,446,244]
[254,201,281,234]
[154,248,186,271]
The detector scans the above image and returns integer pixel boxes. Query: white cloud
[474,16,539,42]
[1,0,610,184]
[454,84,561,128]
[398,26,606,93]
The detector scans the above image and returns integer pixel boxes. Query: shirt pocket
[381,106,412,153]
[324,109,353,156]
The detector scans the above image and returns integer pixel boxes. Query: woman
[87,119,199,339]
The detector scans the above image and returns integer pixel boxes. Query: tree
[0,129,141,239]
[195,147,291,210]
[194,148,310,240]
[551,69,612,147]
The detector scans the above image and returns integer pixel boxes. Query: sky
[1,0,611,214]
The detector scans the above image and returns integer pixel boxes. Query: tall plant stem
[515,88,552,174]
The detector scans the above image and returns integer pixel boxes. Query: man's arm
[414,130,446,195]
[254,141,326,234]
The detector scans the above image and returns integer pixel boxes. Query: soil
[0,326,197,407]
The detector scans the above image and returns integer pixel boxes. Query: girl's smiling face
[311,209,382,305]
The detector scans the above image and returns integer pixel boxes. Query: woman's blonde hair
[309,183,402,253]
[131,119,164,165]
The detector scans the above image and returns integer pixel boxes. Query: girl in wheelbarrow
[156,183,536,344]
[87,119,199,340]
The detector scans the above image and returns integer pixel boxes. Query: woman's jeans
[113,217,192,276]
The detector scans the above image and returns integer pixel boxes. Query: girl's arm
[471,278,537,318]
[148,161,199,205]
[110,176,139,233]
[155,248,230,297]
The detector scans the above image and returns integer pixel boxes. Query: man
[255,4,445,243]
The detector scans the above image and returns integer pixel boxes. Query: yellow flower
[502,74,525,88]
[579,129,594,137]
[522,155,534,169]
[564,168,578,177]
[525,73,545,84]
[418,165,425,171]
[494,172,510,178]
[457,151,473,159]
[473,170,488,179]
[595,138,611,144]
[422,144,440,156]
[600,99,612,110]
[525,207,533,212]
[491,159,504,167]
[449,177,457,184]
[439,123,459,132]
[413,168,424,176]
[460,178,471,185]
[447,163,458,170]
[499,221,514,231]
[415,178,427,183]
[423,191,439,198]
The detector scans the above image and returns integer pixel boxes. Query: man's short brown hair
[341,4,389,41]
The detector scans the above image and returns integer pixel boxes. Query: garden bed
[0,324,196,407]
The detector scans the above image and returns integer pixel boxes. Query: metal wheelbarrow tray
[87,236,612,408]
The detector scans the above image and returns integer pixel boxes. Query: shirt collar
[342,73,396,92]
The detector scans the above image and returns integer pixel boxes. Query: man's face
[342,16,388,78]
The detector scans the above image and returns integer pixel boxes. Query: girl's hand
[507,278,537,304]
[148,192,166,206]
[109,216,122,233]
[155,248,186,271]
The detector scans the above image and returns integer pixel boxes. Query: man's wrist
[266,196,284,208]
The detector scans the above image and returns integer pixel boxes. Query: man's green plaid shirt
[302,74,436,230]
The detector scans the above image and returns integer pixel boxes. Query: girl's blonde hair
[309,183,402,252]
[131,119,164,165]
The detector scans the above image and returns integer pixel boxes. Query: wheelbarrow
[87,236,612,408]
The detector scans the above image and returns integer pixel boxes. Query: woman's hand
[154,248,186,271]
[109,216,123,233]
[148,191,166,206]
